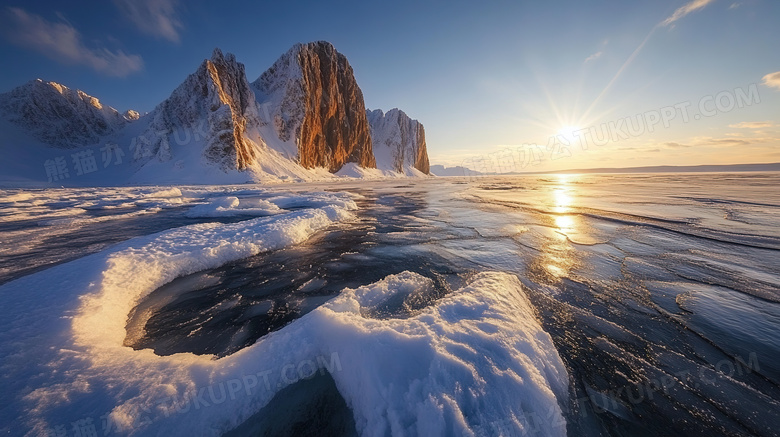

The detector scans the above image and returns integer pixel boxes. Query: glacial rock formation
[140,48,262,170]
[253,41,376,172]
[0,79,134,148]
[367,108,429,174]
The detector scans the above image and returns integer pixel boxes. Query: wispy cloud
[661,137,754,149]
[113,0,183,43]
[707,138,751,146]
[663,142,691,148]
[584,51,603,63]
[3,7,143,77]
[729,2,741,9]
[660,0,716,27]
[762,71,780,90]
[729,121,773,129]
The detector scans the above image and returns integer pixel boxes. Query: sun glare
[556,126,582,145]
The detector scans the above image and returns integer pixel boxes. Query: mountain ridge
[0,79,136,149]
[0,42,430,186]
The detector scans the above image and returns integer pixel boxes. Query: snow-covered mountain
[367,108,429,174]
[134,48,264,171]
[0,79,137,148]
[0,42,429,186]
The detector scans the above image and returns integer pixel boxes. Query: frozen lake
[1,173,779,436]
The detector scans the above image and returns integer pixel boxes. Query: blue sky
[2,0,779,170]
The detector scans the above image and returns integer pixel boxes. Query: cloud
[660,0,716,27]
[3,8,143,77]
[113,0,183,43]
[584,51,603,63]
[707,138,751,146]
[762,71,780,90]
[662,137,754,149]
[729,2,741,9]
[729,121,773,129]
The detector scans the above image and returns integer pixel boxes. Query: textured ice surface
[0,236,567,436]
[2,173,779,436]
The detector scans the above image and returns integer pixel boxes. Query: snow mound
[184,196,281,218]
[318,271,569,436]
[266,192,360,210]
[335,163,430,180]
[145,187,183,198]
[183,192,359,218]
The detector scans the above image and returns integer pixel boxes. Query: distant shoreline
[432,162,780,177]
[548,162,780,175]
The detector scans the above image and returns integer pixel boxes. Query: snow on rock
[335,162,429,180]
[253,41,376,172]
[0,79,135,148]
[138,48,263,172]
[367,108,430,174]
[335,162,402,179]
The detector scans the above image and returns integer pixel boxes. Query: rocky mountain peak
[124,110,140,121]
[254,41,376,172]
[367,108,429,174]
[142,48,262,170]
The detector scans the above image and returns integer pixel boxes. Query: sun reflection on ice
[554,215,576,235]
[552,174,577,236]
[533,174,582,282]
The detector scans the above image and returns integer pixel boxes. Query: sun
[557,126,583,145]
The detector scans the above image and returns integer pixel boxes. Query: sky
[1,0,779,171]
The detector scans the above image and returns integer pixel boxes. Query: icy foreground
[0,189,568,436]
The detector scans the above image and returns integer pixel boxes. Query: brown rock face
[414,125,430,174]
[255,42,376,172]
[201,49,259,170]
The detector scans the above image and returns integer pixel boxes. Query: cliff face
[367,108,430,174]
[254,41,375,172]
[0,79,133,148]
[142,48,262,170]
